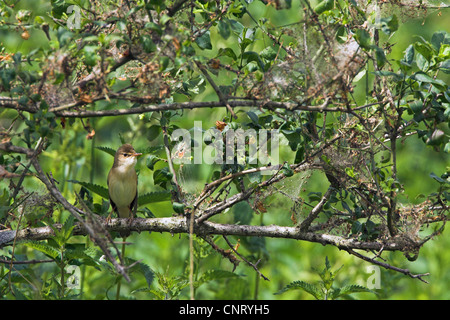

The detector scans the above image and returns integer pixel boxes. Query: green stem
[116,239,127,300]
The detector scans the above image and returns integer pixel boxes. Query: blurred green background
[1,0,449,299]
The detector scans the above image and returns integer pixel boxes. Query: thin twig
[161,124,182,202]
[194,60,237,119]
[0,258,54,264]
[167,0,190,16]
[223,235,269,281]
[346,249,430,284]
[299,188,332,231]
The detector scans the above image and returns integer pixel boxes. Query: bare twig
[0,258,53,265]
[161,125,182,202]
[194,60,237,119]
[300,188,332,231]
[167,0,190,16]
[223,235,269,281]
[346,249,430,284]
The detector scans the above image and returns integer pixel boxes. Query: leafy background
[0,0,449,299]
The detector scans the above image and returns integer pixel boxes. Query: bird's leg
[106,211,113,223]
[126,208,134,226]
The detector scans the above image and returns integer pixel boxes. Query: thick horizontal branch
[0,216,412,252]
[1,97,388,118]
[0,141,36,157]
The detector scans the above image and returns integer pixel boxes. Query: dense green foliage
[0,0,449,300]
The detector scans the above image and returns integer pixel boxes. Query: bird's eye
[123,153,129,157]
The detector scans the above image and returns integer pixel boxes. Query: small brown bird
[107,144,142,238]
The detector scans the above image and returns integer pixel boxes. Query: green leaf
[374,47,387,69]
[24,241,59,260]
[352,69,366,82]
[282,163,294,177]
[414,42,434,61]
[430,172,448,184]
[314,0,334,15]
[260,46,277,61]
[96,146,116,157]
[0,69,16,91]
[83,45,98,66]
[239,38,253,53]
[413,72,434,83]
[217,47,237,60]
[229,19,244,35]
[400,44,414,68]
[247,111,259,124]
[324,256,332,271]
[351,220,362,234]
[330,284,376,299]
[64,244,99,265]
[274,280,324,300]
[56,214,76,245]
[145,21,162,35]
[242,51,265,71]
[38,125,50,137]
[379,15,398,36]
[439,44,450,60]
[195,31,212,50]
[372,70,403,81]
[51,0,70,19]
[354,29,372,50]
[431,31,447,52]
[240,235,267,256]
[233,201,253,225]
[217,20,231,40]
[147,124,161,141]
[335,25,348,44]
[138,190,171,205]
[444,142,450,153]
[128,259,154,287]
[426,129,445,146]
[153,167,173,188]
[308,191,322,202]
[0,188,10,220]
[68,180,109,199]
[141,35,157,53]
[416,52,429,71]
[196,270,239,286]
[172,202,185,214]
[294,145,305,163]
[146,154,162,170]
[412,72,447,90]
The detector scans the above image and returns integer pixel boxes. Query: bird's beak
[132,152,142,157]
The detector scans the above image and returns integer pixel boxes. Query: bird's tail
[117,207,131,238]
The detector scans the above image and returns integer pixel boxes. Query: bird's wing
[130,190,138,217]
[107,171,118,213]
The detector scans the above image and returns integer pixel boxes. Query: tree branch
[162,124,182,202]
[1,96,389,118]
[194,60,237,119]
[346,249,430,284]
[222,235,269,281]
[299,188,332,231]
[0,216,411,252]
